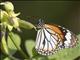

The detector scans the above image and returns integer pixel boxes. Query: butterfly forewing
[35,27,61,55]
[35,29,44,50]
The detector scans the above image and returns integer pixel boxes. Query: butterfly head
[37,19,45,29]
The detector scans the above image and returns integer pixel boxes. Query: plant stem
[9,32,29,59]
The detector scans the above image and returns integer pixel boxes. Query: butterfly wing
[58,26,77,48]
[45,24,77,49]
[35,24,77,56]
[35,28,60,55]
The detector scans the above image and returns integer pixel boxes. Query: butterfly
[35,19,77,56]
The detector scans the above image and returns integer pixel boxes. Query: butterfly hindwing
[58,26,77,48]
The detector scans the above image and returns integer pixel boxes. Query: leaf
[37,57,48,60]
[3,57,11,60]
[25,40,35,57]
[19,20,36,30]
[77,34,80,41]
[48,34,80,60]
[1,36,9,55]
[7,32,21,55]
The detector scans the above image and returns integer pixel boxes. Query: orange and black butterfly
[35,19,77,56]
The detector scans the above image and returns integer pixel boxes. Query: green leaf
[48,34,80,60]
[77,34,80,41]
[9,32,29,59]
[1,36,9,55]
[25,40,35,57]
[3,56,19,60]
[7,33,21,55]
[3,57,11,60]
[19,20,36,30]
[37,57,48,60]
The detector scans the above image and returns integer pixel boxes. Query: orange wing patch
[45,24,64,41]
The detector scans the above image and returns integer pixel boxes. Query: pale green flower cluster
[0,1,20,31]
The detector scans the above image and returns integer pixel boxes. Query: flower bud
[8,17,19,28]
[0,1,14,11]
[0,9,8,22]
[9,11,20,17]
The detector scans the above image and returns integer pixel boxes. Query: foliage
[0,1,80,60]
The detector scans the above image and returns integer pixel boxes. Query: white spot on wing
[64,30,72,48]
